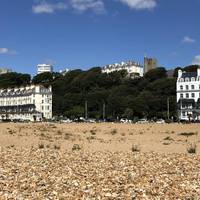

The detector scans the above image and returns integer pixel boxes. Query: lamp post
[167,97,170,120]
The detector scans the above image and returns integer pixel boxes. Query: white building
[177,68,200,121]
[37,64,53,74]
[0,68,12,75]
[0,84,52,121]
[102,61,143,78]
[59,68,70,76]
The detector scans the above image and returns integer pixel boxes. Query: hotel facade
[177,68,200,121]
[0,84,52,121]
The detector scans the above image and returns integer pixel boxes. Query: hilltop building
[102,61,143,78]
[0,84,52,121]
[144,57,158,74]
[177,68,200,121]
[59,68,70,76]
[0,68,12,75]
[37,64,53,75]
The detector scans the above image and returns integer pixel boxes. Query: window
[191,77,195,81]
[180,94,183,98]
[42,100,44,104]
[185,78,190,82]
[180,85,183,90]
[186,93,189,98]
[41,106,44,110]
[182,111,186,117]
[192,93,195,98]
[191,85,195,90]
[180,78,184,82]
[186,85,189,90]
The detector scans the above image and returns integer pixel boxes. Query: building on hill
[59,68,70,76]
[0,85,52,121]
[37,64,53,74]
[144,57,158,74]
[176,68,200,121]
[102,61,143,78]
[0,67,12,75]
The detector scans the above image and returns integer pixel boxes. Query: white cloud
[32,1,68,14]
[0,48,9,54]
[32,0,157,15]
[70,0,105,14]
[0,48,17,55]
[118,0,157,10]
[192,55,200,65]
[183,36,195,44]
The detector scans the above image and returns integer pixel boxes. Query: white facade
[0,68,12,75]
[177,68,200,121]
[0,85,52,121]
[59,68,70,76]
[102,61,143,78]
[37,64,53,74]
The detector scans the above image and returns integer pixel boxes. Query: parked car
[156,119,165,124]
[85,118,96,123]
[60,119,73,123]
[120,118,132,123]
[136,119,148,124]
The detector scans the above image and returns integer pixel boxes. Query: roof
[181,72,197,78]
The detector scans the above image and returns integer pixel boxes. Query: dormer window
[179,78,184,82]
[191,77,195,81]
[185,78,190,82]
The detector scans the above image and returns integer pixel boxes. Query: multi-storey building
[37,64,53,74]
[176,68,200,121]
[102,61,143,78]
[0,84,52,121]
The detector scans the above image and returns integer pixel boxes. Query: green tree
[144,67,167,82]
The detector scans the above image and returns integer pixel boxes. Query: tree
[123,108,133,119]
[32,72,53,85]
[0,73,31,88]
[144,67,167,82]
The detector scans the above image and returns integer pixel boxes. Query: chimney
[197,67,200,77]
[178,69,182,78]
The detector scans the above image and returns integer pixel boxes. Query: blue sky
[0,0,200,75]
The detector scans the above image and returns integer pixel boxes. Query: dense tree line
[0,67,179,120]
[0,73,31,88]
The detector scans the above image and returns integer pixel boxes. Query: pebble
[0,148,200,199]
